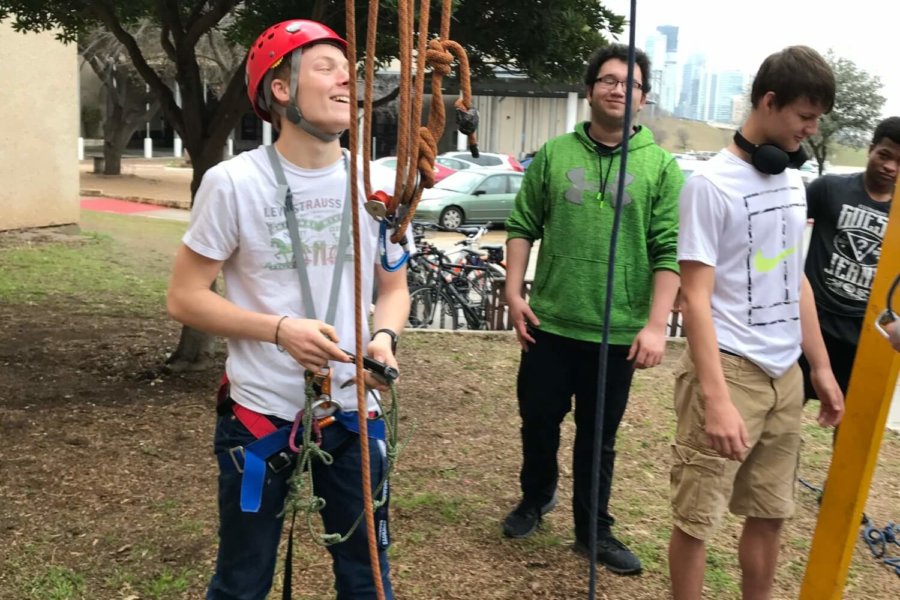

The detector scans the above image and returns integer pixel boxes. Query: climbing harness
[863,516,900,577]
[800,478,900,578]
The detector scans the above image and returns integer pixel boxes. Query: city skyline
[604,0,900,120]
[644,27,749,125]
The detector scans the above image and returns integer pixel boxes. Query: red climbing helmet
[245,20,348,122]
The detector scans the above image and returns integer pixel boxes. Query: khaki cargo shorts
[670,348,803,541]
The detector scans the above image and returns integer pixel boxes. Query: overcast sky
[602,0,899,118]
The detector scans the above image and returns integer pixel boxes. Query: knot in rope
[426,38,453,77]
[416,127,438,189]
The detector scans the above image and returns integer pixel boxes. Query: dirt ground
[1,207,898,599]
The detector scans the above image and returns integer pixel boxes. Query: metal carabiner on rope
[379,218,410,272]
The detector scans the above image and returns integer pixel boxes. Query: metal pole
[144,83,153,158]
[173,82,183,158]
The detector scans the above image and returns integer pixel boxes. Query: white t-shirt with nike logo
[677,149,806,378]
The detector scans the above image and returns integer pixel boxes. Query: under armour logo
[565,167,633,206]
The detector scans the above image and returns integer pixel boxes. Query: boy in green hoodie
[501,43,683,575]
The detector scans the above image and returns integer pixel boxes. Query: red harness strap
[217,372,376,441]
[218,373,277,439]
[233,403,278,438]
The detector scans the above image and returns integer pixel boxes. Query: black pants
[516,328,635,543]
[799,331,857,399]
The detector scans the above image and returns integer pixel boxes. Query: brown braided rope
[389,0,415,213]
[361,0,380,199]
[339,2,481,591]
[344,2,386,599]
[390,1,478,244]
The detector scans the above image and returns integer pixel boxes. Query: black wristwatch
[371,328,399,354]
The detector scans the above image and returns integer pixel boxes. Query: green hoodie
[506,123,682,344]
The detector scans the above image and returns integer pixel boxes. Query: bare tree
[805,50,885,175]
[654,129,669,146]
[80,24,160,175]
[677,127,691,151]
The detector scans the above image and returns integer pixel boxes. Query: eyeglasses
[594,75,643,91]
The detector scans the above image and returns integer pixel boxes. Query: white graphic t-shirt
[677,149,807,378]
[184,146,406,420]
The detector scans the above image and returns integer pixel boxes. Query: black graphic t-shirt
[804,172,891,343]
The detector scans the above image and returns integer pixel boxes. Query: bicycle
[407,260,495,330]
[406,222,506,330]
[408,221,506,298]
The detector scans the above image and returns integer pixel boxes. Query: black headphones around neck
[733,130,809,175]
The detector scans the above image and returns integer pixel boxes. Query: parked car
[435,155,476,171]
[798,161,820,186]
[438,151,524,172]
[371,156,455,183]
[677,157,704,179]
[413,168,524,228]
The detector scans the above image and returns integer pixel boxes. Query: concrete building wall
[469,95,589,157]
[0,21,79,231]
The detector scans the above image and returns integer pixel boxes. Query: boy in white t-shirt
[166,20,409,600]
[667,46,844,600]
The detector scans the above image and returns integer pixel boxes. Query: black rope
[886,274,899,317]
[587,1,638,597]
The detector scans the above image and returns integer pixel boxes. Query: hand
[627,324,667,369]
[704,396,750,461]
[888,320,900,352]
[277,318,348,372]
[810,367,844,427]
[508,296,540,351]
[363,336,400,392]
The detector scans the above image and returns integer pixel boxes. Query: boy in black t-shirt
[801,116,900,397]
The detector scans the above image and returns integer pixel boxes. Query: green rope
[282,375,407,547]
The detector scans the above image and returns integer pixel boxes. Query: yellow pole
[799,191,900,599]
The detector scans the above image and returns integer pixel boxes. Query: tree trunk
[165,322,218,372]
[102,140,123,175]
[164,111,239,370]
[102,101,126,175]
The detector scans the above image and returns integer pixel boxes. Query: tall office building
[710,70,746,123]
[656,25,679,113]
[644,30,667,108]
[677,53,707,120]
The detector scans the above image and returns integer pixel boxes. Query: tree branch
[159,23,177,61]
[156,0,184,44]
[204,31,230,73]
[88,2,183,135]
[183,0,236,51]
[207,53,249,144]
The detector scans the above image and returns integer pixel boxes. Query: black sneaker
[501,496,558,539]
[573,534,643,575]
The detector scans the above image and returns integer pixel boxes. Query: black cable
[887,274,899,318]
[588,1,638,597]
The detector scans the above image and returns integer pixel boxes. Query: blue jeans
[206,412,394,600]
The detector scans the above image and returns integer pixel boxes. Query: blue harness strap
[224,412,387,513]
[334,410,386,439]
[240,428,294,512]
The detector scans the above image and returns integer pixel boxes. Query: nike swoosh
[753,247,797,273]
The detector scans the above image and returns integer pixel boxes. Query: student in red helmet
[167,19,409,600]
